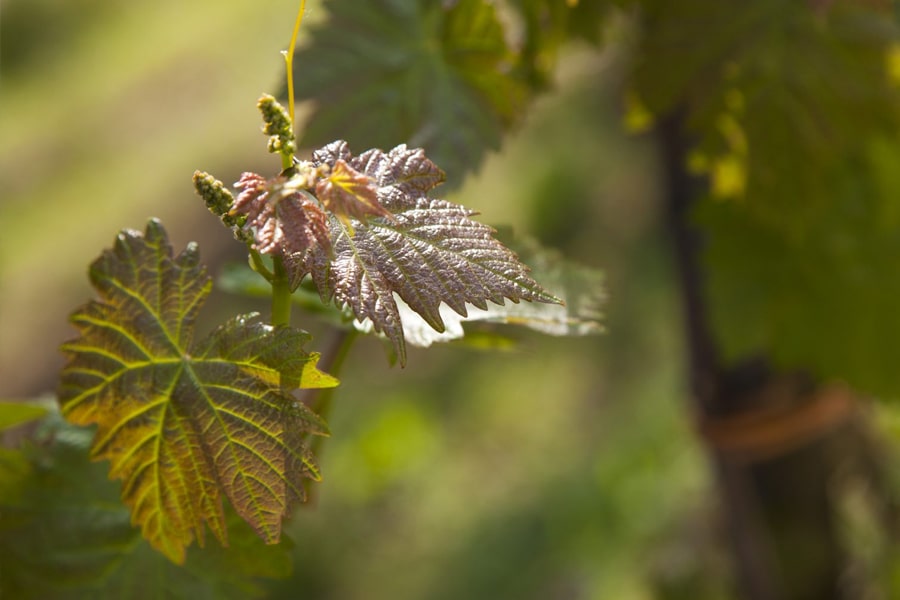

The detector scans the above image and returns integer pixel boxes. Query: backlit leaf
[315,159,392,228]
[353,235,605,348]
[57,219,338,563]
[299,141,561,365]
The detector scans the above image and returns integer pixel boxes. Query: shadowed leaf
[57,219,338,563]
[0,414,294,599]
[290,0,531,187]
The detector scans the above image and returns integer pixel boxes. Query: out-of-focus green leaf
[58,219,337,563]
[508,0,613,89]
[631,0,900,396]
[698,144,900,395]
[0,401,47,431]
[633,0,900,230]
[0,414,293,600]
[290,0,531,187]
[501,235,605,336]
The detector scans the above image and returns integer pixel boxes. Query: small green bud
[193,171,234,218]
[192,170,246,237]
[257,94,294,160]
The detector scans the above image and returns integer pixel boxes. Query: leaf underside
[353,235,605,348]
[286,141,561,365]
[57,219,337,564]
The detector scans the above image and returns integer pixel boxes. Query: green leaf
[629,1,900,395]
[0,400,48,431]
[633,0,900,230]
[0,414,294,599]
[57,219,338,564]
[290,0,531,187]
[699,160,900,397]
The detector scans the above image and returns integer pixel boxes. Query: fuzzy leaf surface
[353,235,605,347]
[297,141,560,365]
[57,219,337,564]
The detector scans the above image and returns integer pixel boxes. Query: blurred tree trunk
[658,112,862,600]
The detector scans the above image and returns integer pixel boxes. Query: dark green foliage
[0,414,294,599]
[632,0,900,394]
[290,0,534,187]
[699,159,900,395]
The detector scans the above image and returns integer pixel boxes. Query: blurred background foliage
[4,0,900,598]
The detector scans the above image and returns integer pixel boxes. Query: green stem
[308,329,358,425]
[249,250,274,282]
[271,256,292,327]
[300,328,358,500]
[281,151,293,172]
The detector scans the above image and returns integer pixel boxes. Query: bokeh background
[10,1,897,598]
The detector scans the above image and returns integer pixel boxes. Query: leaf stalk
[271,256,292,328]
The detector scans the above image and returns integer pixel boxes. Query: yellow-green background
[0,2,716,597]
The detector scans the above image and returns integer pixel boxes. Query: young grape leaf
[291,141,561,366]
[219,241,604,351]
[315,159,393,228]
[353,235,605,348]
[57,219,338,564]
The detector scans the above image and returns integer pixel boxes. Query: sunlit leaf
[353,236,605,348]
[234,171,332,259]
[57,219,338,563]
[315,159,392,229]
[299,141,562,365]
